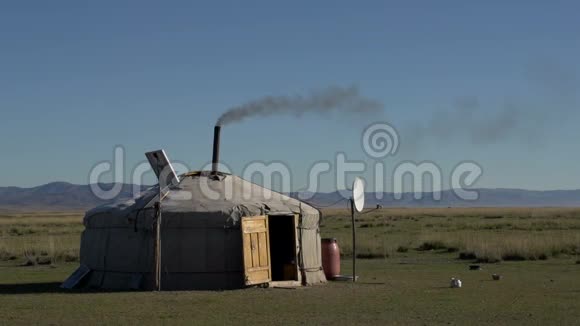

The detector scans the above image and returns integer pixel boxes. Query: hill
[0,182,149,211]
[1,182,579,211]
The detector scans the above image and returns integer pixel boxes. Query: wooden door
[241,215,271,286]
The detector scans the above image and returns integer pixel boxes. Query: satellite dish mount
[349,177,365,283]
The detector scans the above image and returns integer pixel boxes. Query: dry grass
[323,206,580,219]
[421,231,580,262]
[321,207,580,263]
[0,212,82,264]
[2,208,580,265]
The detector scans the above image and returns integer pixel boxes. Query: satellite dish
[352,177,365,212]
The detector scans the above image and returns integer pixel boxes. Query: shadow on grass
[0,282,139,295]
[0,282,67,295]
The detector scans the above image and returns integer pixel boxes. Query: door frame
[267,213,302,286]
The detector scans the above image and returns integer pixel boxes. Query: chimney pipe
[212,125,221,174]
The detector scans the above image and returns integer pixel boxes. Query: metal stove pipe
[211,125,221,174]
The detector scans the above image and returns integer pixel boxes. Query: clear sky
[1,1,578,191]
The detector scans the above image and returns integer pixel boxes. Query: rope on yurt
[306,197,348,209]
[133,208,145,232]
[127,197,158,289]
[131,206,153,289]
[100,227,112,288]
[300,197,348,227]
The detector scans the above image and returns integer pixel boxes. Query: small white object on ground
[450,278,462,288]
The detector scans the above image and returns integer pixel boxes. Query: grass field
[1,208,579,325]
[0,211,83,265]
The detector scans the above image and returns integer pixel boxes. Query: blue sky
[1,1,578,191]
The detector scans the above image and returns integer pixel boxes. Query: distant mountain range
[292,188,580,208]
[0,182,579,211]
[0,182,149,212]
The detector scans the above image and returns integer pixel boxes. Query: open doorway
[268,215,298,282]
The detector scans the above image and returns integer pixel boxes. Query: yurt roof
[85,171,319,226]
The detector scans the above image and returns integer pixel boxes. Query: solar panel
[145,149,180,189]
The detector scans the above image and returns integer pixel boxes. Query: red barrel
[321,238,340,280]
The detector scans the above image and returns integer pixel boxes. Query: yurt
[67,128,327,291]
